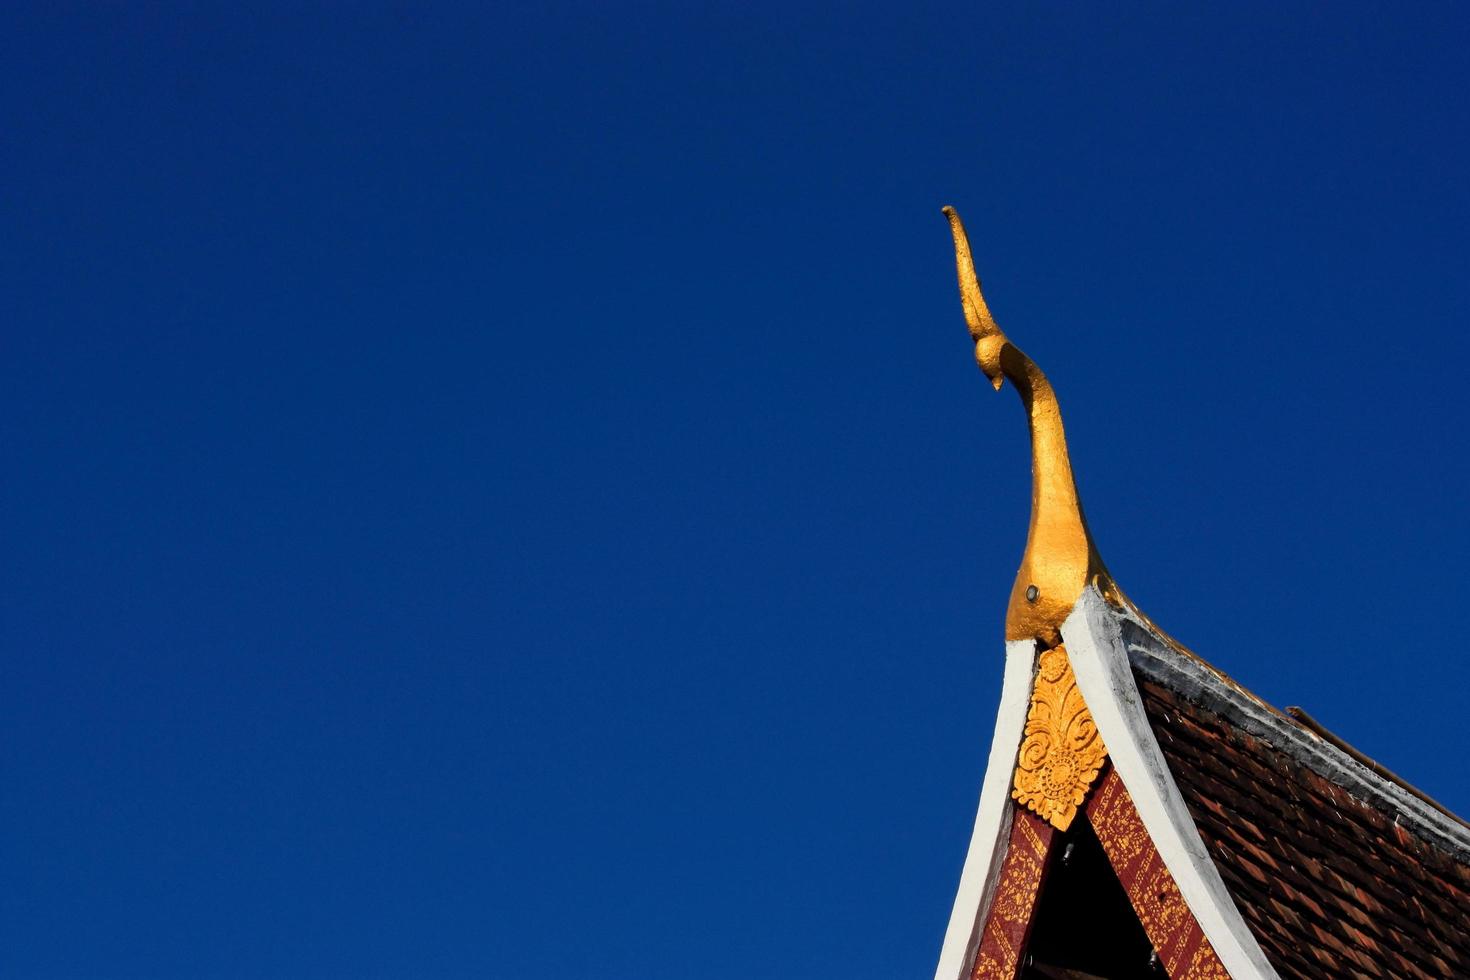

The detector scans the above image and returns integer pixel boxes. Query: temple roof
[933,207,1470,979]
[1124,615,1470,978]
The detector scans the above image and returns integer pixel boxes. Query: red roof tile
[1135,673,1470,978]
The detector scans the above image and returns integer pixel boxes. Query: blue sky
[4,3,1469,977]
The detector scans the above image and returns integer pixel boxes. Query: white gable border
[1063,586,1277,979]
[933,638,1037,980]
[934,588,1280,979]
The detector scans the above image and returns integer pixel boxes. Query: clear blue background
[5,4,1469,977]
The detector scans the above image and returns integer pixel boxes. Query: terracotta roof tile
[1135,674,1470,979]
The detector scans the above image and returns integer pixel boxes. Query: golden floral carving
[1012,645,1106,831]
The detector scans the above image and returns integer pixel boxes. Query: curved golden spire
[943,206,1116,644]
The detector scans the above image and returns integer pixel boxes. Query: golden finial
[942,206,1116,645]
[945,206,1119,830]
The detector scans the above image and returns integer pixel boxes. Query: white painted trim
[1062,588,1279,979]
[934,638,1037,980]
[1124,624,1470,862]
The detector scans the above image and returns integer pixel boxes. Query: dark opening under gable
[1023,816,1161,980]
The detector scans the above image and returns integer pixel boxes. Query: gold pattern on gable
[1012,645,1107,831]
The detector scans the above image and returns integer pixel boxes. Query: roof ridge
[1282,704,1470,834]
[1115,611,1470,864]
